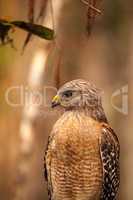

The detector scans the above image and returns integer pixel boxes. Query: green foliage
[12,21,54,40]
[0,19,54,49]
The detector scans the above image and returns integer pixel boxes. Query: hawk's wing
[99,123,120,200]
[44,136,53,200]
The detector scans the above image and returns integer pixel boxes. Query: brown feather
[99,123,120,200]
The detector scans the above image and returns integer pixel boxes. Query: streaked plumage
[44,79,120,200]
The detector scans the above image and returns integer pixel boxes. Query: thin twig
[28,0,35,22]
[50,0,61,88]
[89,4,101,14]
[81,0,101,14]
[36,0,48,22]
[50,0,60,50]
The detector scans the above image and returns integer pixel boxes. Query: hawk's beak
[51,95,60,108]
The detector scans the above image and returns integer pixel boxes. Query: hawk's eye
[63,90,73,98]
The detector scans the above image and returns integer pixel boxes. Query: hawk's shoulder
[99,123,120,200]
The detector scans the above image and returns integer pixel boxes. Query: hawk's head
[52,79,103,110]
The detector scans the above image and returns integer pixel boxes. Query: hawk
[44,79,120,200]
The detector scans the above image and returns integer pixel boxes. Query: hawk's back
[46,111,103,200]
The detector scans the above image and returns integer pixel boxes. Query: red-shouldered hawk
[44,79,120,200]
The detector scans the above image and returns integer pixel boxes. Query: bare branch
[81,0,101,14]
[81,0,102,34]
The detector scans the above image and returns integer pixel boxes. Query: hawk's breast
[48,111,103,200]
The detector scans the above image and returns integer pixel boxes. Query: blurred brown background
[0,0,132,200]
